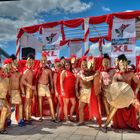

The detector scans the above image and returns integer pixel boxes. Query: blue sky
[0,0,140,58]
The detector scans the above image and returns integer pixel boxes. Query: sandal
[77,122,85,126]
[0,130,8,134]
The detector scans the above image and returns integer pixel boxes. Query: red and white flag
[42,25,61,45]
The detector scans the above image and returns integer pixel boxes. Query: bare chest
[11,73,20,81]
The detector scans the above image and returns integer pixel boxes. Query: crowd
[0,52,140,134]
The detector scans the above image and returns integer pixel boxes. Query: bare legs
[38,96,55,120]
[79,101,86,124]
[63,97,76,121]
[25,98,32,121]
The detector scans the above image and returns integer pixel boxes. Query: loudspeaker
[22,47,35,60]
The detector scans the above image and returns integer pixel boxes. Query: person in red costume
[53,58,63,121]
[60,60,76,122]
[101,54,140,132]
[87,56,102,126]
[20,55,36,124]
[9,54,25,127]
[100,54,116,116]
[76,56,101,125]
[37,51,55,121]
[0,59,12,134]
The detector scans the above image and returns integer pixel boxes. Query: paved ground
[1,116,140,140]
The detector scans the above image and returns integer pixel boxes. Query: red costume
[113,71,139,130]
[63,70,76,98]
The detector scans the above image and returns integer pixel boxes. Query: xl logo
[45,50,57,57]
[115,24,129,38]
[113,45,132,52]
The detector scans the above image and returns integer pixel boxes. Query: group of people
[1,51,140,134]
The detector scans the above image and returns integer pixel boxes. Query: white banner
[111,18,136,62]
[69,41,83,58]
[42,25,61,45]
[20,33,43,52]
[112,18,136,39]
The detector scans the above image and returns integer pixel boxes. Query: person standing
[60,60,76,122]
[9,54,25,126]
[37,52,55,121]
[21,55,36,124]
[0,59,12,134]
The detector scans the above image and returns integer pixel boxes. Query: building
[0,47,10,67]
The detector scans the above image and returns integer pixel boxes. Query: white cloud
[0,0,93,43]
[89,42,111,56]
[101,6,111,12]
[59,0,92,13]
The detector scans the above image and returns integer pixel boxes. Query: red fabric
[90,37,100,43]
[113,71,139,130]
[55,71,64,120]
[136,56,140,72]
[17,25,40,40]
[63,18,84,28]
[3,58,12,65]
[18,60,26,73]
[113,106,139,130]
[54,58,60,63]
[113,10,140,19]
[89,36,111,43]
[41,21,60,28]
[22,25,40,33]
[63,70,76,98]
[59,40,69,46]
[89,85,102,125]
[89,15,107,24]
[94,57,103,70]
[42,51,47,57]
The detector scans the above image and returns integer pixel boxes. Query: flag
[42,25,61,45]
[20,33,43,52]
